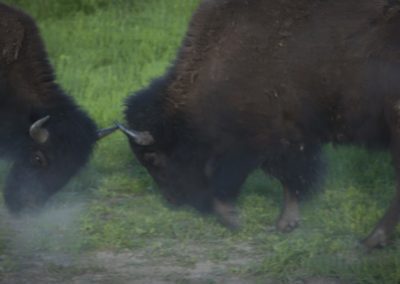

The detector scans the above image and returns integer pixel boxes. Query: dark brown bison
[0,3,116,213]
[119,0,400,248]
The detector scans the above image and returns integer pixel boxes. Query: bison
[0,3,116,213]
[118,0,400,248]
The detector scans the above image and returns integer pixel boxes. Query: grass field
[1,1,400,283]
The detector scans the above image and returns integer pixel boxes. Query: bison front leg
[264,144,324,233]
[276,186,300,232]
[209,152,260,229]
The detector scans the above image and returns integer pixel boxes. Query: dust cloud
[1,194,87,257]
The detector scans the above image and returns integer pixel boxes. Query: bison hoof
[276,215,299,233]
[213,199,241,230]
[362,229,388,249]
[218,212,241,230]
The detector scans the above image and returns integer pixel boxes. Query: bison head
[120,77,217,213]
[3,108,116,214]
[116,122,215,213]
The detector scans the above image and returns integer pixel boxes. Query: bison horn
[29,115,50,144]
[115,122,154,146]
[96,126,118,140]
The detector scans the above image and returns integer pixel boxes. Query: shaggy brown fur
[123,0,400,248]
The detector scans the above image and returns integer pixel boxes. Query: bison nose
[4,190,46,215]
[3,180,49,215]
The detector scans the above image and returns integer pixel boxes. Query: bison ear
[115,122,154,146]
[30,115,50,144]
[96,125,118,140]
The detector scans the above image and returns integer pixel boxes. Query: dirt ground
[1,249,345,284]
[1,250,254,284]
[0,205,344,284]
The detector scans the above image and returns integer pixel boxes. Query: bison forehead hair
[0,3,99,213]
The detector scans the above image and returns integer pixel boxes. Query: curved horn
[97,126,118,140]
[29,115,50,144]
[115,122,154,146]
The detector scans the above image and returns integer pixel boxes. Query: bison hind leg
[263,144,326,232]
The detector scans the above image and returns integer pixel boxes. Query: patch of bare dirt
[1,249,256,284]
[0,206,344,284]
[0,247,345,284]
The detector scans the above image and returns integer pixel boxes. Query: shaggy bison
[119,0,400,248]
[0,3,116,213]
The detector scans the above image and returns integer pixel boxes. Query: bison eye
[30,151,48,167]
[143,152,165,168]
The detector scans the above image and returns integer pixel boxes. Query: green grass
[1,1,400,283]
